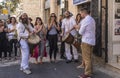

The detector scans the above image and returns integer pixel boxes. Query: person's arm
[35,25,42,33]
[48,22,53,30]
[79,21,88,35]
[42,25,46,35]
[74,25,80,30]
[8,25,16,33]
[55,23,60,31]
[0,26,4,32]
[42,25,47,39]
[8,28,15,32]
[61,20,65,36]
[28,24,34,32]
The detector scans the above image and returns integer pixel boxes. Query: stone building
[19,0,120,70]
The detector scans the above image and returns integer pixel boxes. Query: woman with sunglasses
[47,13,60,63]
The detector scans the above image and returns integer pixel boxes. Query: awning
[73,0,91,5]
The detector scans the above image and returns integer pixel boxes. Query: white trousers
[65,43,78,60]
[20,40,29,69]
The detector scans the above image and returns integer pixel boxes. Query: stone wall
[68,0,78,17]
[22,0,41,23]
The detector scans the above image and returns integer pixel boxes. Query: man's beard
[22,18,28,25]
[65,15,70,18]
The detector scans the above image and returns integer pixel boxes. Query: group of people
[60,8,95,78]
[0,17,19,61]
[0,7,96,78]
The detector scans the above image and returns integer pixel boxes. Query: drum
[28,34,41,45]
[62,33,81,50]
[28,34,41,54]
[62,33,74,44]
[73,40,81,50]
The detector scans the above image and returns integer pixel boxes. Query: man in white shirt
[61,11,78,63]
[17,13,33,75]
[77,8,96,78]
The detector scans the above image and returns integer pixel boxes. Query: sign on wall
[73,0,91,5]
[114,0,120,35]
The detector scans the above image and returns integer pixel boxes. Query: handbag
[16,27,26,48]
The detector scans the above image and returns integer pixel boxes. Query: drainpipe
[99,0,102,57]
[105,0,108,63]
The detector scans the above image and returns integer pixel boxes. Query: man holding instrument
[61,11,78,63]
[17,13,34,74]
[75,8,96,78]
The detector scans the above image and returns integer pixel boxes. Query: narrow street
[0,55,113,78]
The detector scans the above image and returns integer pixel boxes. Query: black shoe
[14,56,17,60]
[60,56,66,59]
[74,59,79,63]
[8,57,11,60]
[66,60,72,63]
[4,57,7,60]
[0,58,2,61]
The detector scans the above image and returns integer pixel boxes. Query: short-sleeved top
[48,25,58,35]
[7,24,17,40]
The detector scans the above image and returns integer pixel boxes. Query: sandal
[79,74,91,78]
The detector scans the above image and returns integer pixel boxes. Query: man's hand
[66,30,71,34]
[29,32,33,37]
[74,25,80,30]
[0,26,4,32]
[60,32,64,36]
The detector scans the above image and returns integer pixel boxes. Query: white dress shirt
[79,15,96,46]
[62,17,77,36]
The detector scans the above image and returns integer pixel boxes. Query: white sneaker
[20,67,23,71]
[23,69,32,75]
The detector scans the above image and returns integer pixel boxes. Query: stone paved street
[0,56,114,78]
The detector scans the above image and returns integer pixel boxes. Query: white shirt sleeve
[79,20,88,35]
[61,19,65,29]
[28,24,34,32]
[71,17,76,26]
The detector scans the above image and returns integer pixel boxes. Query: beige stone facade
[20,0,79,23]
[20,0,42,23]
